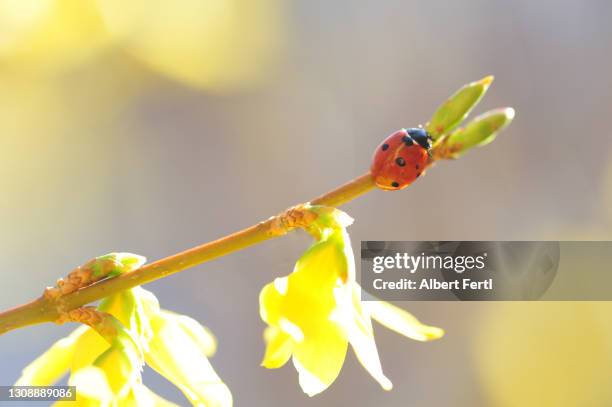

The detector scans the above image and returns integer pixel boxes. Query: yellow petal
[293,232,352,285]
[261,326,293,369]
[126,383,181,407]
[347,329,392,391]
[93,344,143,398]
[278,318,304,343]
[70,313,144,399]
[134,287,161,317]
[145,314,232,407]
[71,327,110,372]
[165,311,218,357]
[65,366,114,406]
[99,287,159,350]
[365,300,444,341]
[55,379,162,407]
[292,358,328,398]
[98,289,133,324]
[291,322,348,397]
[336,285,392,391]
[16,325,86,386]
[259,280,285,325]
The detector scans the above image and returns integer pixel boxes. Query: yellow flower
[17,254,231,406]
[259,206,444,396]
[96,0,284,91]
[0,0,110,74]
[0,0,283,90]
[475,303,612,407]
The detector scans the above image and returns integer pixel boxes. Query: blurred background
[1,0,612,406]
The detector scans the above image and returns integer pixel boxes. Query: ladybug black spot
[402,135,414,146]
[382,143,389,151]
[391,181,400,188]
[396,157,406,167]
[416,172,421,178]
[415,164,420,170]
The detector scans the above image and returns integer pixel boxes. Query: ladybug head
[406,128,432,150]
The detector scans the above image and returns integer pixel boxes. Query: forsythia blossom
[16,254,231,407]
[259,206,444,396]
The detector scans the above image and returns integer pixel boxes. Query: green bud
[445,107,515,156]
[426,76,494,139]
[91,253,146,279]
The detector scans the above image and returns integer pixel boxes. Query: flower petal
[291,322,348,397]
[71,312,145,399]
[135,287,162,317]
[71,327,110,373]
[347,326,392,391]
[259,279,285,325]
[145,313,232,407]
[292,234,350,287]
[165,311,218,357]
[292,357,328,398]
[15,326,87,386]
[365,300,444,341]
[93,342,143,398]
[261,326,293,369]
[99,286,159,350]
[127,383,181,406]
[337,285,392,391]
[65,366,114,406]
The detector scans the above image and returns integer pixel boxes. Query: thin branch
[0,173,376,335]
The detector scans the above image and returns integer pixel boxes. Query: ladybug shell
[370,129,430,190]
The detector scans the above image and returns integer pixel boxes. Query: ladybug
[370,127,432,190]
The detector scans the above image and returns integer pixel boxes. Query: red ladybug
[370,128,432,190]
